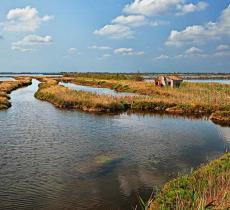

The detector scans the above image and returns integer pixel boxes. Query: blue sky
[0,0,230,73]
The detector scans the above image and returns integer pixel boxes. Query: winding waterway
[60,82,137,97]
[0,80,229,210]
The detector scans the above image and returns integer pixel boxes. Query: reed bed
[58,77,230,112]
[36,77,230,124]
[150,153,230,210]
[35,82,133,112]
[0,77,32,109]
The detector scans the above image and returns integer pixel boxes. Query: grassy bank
[35,76,230,125]
[35,80,132,112]
[210,111,230,126]
[149,153,230,210]
[0,77,32,109]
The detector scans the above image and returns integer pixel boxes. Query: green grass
[150,153,230,210]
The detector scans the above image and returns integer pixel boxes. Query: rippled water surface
[60,82,137,96]
[0,80,229,210]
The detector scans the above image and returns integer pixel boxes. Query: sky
[0,0,230,73]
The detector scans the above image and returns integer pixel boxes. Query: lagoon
[0,80,229,210]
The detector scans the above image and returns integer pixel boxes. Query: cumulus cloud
[123,0,208,16]
[155,54,169,59]
[186,47,203,54]
[174,47,207,58]
[176,2,208,16]
[94,24,134,39]
[112,15,148,27]
[166,4,230,47]
[1,6,53,32]
[89,45,112,50]
[114,48,144,56]
[216,44,229,51]
[93,15,160,39]
[11,34,52,52]
[124,0,181,16]
[111,15,166,27]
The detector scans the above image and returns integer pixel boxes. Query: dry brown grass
[57,77,230,113]
[35,77,230,124]
[0,77,32,109]
[35,82,133,112]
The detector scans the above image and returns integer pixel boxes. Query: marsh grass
[0,77,32,109]
[36,77,230,124]
[57,77,230,113]
[210,111,230,126]
[35,82,133,112]
[63,72,143,80]
[149,153,230,210]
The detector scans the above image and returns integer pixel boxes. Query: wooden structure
[155,75,183,88]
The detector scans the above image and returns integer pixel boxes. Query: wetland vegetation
[0,77,32,109]
[0,74,230,209]
[150,153,230,210]
[34,75,230,125]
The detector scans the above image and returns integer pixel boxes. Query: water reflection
[0,80,229,210]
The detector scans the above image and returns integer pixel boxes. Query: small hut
[155,75,183,88]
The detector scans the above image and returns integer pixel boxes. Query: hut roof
[166,75,183,81]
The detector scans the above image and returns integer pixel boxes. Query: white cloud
[173,47,207,58]
[214,51,230,57]
[11,34,52,52]
[68,48,77,54]
[114,48,144,56]
[186,47,203,54]
[124,0,181,16]
[166,4,230,47]
[1,6,53,32]
[123,0,208,17]
[89,45,112,50]
[94,24,134,39]
[111,15,166,27]
[216,44,229,51]
[176,2,208,16]
[155,54,169,59]
[112,15,148,27]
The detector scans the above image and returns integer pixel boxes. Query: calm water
[0,80,229,210]
[60,82,137,96]
[0,77,15,81]
[185,79,230,84]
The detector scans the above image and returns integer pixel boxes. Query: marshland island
[0,72,230,210]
